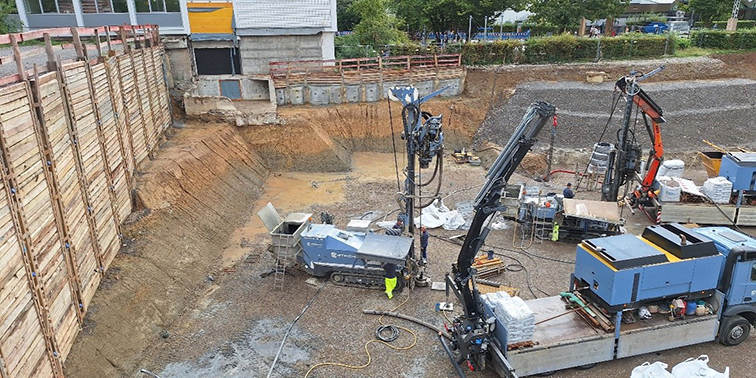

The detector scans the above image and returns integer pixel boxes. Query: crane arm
[446,101,556,371]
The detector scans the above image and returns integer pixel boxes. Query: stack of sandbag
[701,177,733,204]
[481,291,535,344]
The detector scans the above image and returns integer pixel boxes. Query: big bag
[631,362,675,378]
[671,355,730,378]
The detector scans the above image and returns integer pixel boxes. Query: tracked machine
[258,86,447,289]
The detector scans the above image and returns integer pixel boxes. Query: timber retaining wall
[0,26,170,377]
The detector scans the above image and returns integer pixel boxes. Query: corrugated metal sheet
[660,203,737,225]
[233,0,332,30]
[736,207,756,226]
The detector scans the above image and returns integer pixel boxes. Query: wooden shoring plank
[55,54,106,289]
[0,75,64,375]
[115,56,138,169]
[129,50,150,162]
[31,63,90,329]
[81,50,122,239]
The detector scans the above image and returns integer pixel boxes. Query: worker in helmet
[383,262,397,299]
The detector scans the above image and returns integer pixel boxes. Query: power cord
[303,289,418,377]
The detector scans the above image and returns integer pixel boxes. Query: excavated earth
[64,52,756,378]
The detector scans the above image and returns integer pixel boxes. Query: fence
[269,54,464,105]
[0,25,170,377]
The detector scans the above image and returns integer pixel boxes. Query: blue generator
[574,223,724,311]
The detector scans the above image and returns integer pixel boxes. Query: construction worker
[383,262,397,299]
[563,183,575,199]
[420,226,429,264]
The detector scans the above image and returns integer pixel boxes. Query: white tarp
[414,200,467,230]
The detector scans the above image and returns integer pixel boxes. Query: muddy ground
[64,52,756,378]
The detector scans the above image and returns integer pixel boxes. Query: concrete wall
[196,75,274,102]
[162,37,193,86]
[275,70,466,106]
[240,33,326,75]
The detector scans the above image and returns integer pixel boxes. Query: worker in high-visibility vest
[383,262,397,299]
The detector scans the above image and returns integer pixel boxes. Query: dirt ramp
[64,123,268,378]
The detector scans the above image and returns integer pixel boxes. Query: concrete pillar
[13,0,29,31]
[72,0,84,27]
[127,0,137,25]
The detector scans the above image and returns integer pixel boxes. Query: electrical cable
[266,280,327,378]
[304,289,418,378]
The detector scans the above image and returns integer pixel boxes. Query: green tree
[351,0,409,46]
[0,0,20,34]
[529,0,629,33]
[392,0,525,42]
[688,0,731,27]
[337,0,361,31]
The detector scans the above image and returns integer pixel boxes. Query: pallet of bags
[701,177,733,204]
[481,291,535,344]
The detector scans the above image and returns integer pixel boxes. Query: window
[751,263,756,281]
[165,0,179,12]
[194,48,241,75]
[134,0,149,12]
[41,0,57,13]
[113,0,128,12]
[24,0,41,14]
[149,0,164,12]
[58,0,74,13]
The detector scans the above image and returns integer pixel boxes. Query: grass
[673,47,755,58]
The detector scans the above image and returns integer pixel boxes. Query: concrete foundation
[184,75,279,126]
[273,70,465,106]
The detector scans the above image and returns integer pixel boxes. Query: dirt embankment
[64,124,269,377]
[243,97,486,172]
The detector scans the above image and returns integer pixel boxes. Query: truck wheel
[720,315,751,346]
[331,273,344,283]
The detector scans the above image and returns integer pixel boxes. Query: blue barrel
[685,301,697,316]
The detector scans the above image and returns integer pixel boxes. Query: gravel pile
[476,78,756,151]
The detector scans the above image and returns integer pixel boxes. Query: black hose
[375,325,400,342]
[438,332,467,378]
[362,309,452,340]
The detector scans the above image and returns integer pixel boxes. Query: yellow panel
[188,2,234,34]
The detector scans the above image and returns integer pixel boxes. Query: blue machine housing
[298,223,411,277]
[574,229,724,311]
[719,153,756,191]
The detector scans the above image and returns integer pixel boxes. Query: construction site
[1,24,756,378]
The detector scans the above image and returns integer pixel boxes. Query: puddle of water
[160,318,312,378]
[221,153,400,267]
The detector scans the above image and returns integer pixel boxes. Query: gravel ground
[126,155,755,378]
[475,78,756,152]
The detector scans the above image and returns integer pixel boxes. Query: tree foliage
[528,0,629,33]
[688,0,731,27]
[337,0,361,31]
[351,0,409,46]
[391,0,525,40]
[0,0,20,34]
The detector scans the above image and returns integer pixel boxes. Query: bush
[460,34,673,65]
[676,36,691,49]
[690,29,756,49]
[695,20,756,29]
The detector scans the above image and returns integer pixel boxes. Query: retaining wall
[0,27,171,377]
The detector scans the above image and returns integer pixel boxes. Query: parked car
[642,22,669,34]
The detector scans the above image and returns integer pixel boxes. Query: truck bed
[500,296,719,377]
